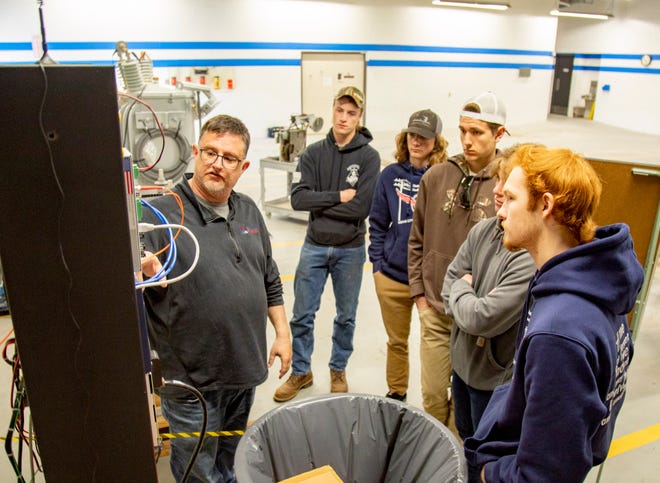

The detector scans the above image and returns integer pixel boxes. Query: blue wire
[137,199,177,286]
[141,199,176,280]
[137,210,175,285]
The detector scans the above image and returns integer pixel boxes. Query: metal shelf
[259,156,308,221]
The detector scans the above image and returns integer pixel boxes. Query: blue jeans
[290,242,366,374]
[161,387,255,483]
[452,371,493,483]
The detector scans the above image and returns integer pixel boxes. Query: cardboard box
[278,465,343,483]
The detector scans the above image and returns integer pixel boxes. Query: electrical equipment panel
[0,65,158,482]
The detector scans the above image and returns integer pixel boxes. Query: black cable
[36,2,48,63]
[5,386,26,483]
[162,380,207,483]
[37,2,47,60]
[1,338,46,479]
[38,62,97,479]
[35,1,56,64]
[28,416,35,479]
[4,344,26,483]
[16,400,23,476]
[174,118,182,138]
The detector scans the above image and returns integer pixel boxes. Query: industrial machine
[115,41,219,185]
[0,64,160,481]
[0,5,211,474]
[273,114,324,162]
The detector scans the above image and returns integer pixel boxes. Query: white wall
[6,1,660,137]
[555,1,660,135]
[1,0,561,148]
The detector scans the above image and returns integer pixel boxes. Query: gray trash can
[235,393,466,482]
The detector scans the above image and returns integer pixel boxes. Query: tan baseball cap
[334,86,364,109]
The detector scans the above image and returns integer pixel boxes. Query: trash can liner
[235,393,466,482]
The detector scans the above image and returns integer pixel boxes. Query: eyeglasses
[458,174,475,209]
[199,148,243,170]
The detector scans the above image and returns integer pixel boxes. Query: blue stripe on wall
[0,59,301,67]
[2,41,552,57]
[5,60,658,73]
[0,59,555,69]
[2,41,657,74]
[3,42,656,61]
[573,53,660,60]
[0,42,33,50]
[368,60,553,69]
[575,65,660,74]
[154,59,300,67]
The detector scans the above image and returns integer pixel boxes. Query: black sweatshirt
[142,178,283,396]
[291,127,381,247]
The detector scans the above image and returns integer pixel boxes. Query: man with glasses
[274,86,380,402]
[141,114,292,482]
[408,91,507,433]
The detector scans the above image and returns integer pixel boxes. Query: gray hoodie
[442,217,535,390]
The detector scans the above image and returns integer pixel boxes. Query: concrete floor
[0,115,658,481]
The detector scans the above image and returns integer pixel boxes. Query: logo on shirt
[393,178,419,224]
[443,189,492,222]
[346,164,360,187]
[241,225,260,234]
[601,322,631,426]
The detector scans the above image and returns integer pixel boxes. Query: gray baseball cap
[403,109,442,139]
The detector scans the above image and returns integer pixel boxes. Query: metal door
[301,52,366,130]
[550,54,574,115]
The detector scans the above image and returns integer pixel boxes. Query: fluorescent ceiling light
[431,1,510,11]
[549,9,611,20]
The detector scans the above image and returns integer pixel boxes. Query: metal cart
[259,156,307,221]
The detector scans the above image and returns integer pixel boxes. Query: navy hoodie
[464,223,644,482]
[368,160,428,284]
[291,127,380,248]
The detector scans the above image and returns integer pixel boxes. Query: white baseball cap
[460,91,507,126]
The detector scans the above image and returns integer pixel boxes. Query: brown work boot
[330,369,348,393]
[273,372,313,402]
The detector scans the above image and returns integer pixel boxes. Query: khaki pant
[419,305,457,435]
[373,272,415,395]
